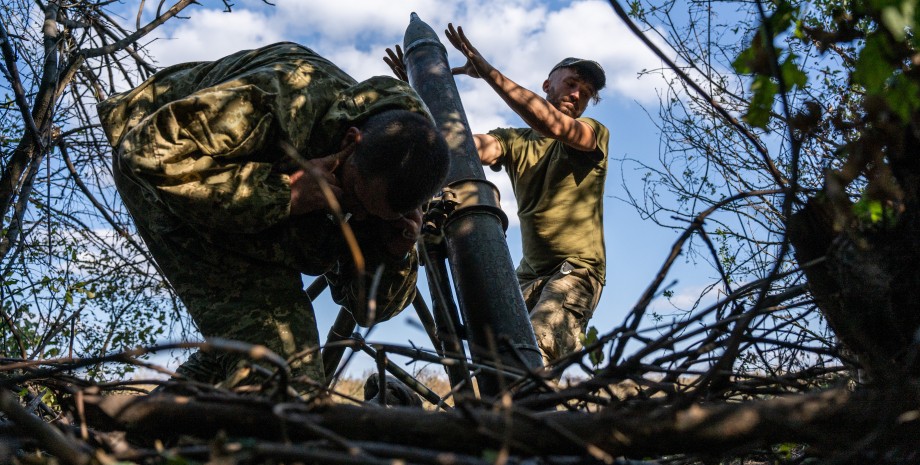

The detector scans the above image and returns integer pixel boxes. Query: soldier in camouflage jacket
[98,42,449,392]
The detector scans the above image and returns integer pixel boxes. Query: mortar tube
[401,12,543,396]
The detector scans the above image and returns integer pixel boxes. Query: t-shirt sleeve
[578,117,610,162]
[486,127,522,171]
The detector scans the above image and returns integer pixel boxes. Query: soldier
[442,24,609,366]
[99,42,450,393]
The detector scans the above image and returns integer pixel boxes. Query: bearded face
[543,67,596,118]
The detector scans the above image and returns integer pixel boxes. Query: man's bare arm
[446,23,597,152]
[474,133,502,167]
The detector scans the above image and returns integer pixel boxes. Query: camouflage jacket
[98,42,431,325]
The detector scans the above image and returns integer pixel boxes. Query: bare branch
[80,0,199,59]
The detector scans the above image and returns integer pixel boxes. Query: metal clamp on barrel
[403,37,446,56]
[442,178,509,231]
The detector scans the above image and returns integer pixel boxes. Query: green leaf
[580,326,605,367]
[885,74,920,120]
[881,0,915,40]
[583,326,599,346]
[781,56,808,88]
[744,75,779,128]
[853,35,892,93]
[793,19,806,39]
[628,0,645,18]
[767,0,799,33]
[852,196,899,227]
[732,44,758,74]
[774,442,804,460]
[732,29,772,76]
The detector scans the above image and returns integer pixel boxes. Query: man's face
[339,158,404,222]
[543,67,596,118]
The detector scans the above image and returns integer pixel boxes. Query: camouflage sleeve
[115,84,291,233]
[325,221,419,327]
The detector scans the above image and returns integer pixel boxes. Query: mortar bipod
[417,189,474,393]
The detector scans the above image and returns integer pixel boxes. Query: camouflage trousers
[520,262,603,365]
[114,170,325,393]
[159,242,325,392]
[169,263,326,392]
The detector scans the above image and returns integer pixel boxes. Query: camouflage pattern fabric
[520,262,602,366]
[98,42,428,391]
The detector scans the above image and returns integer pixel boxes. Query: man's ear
[542,79,550,93]
[341,127,363,148]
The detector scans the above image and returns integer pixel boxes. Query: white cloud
[318,44,393,80]
[131,0,668,239]
[487,0,666,104]
[273,0,457,43]
[146,9,284,66]
[457,84,515,132]
[143,1,667,103]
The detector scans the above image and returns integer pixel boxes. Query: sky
[129,0,718,377]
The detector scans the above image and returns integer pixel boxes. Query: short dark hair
[352,110,450,214]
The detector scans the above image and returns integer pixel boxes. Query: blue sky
[131,0,721,376]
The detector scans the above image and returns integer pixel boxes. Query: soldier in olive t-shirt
[445,23,610,365]
[486,117,609,364]
[488,117,609,285]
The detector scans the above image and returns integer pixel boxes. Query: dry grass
[330,368,454,409]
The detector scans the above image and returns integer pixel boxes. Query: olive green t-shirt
[488,117,609,284]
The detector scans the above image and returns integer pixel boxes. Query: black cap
[550,57,606,93]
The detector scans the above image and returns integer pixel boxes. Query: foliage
[2,0,920,462]
[618,0,906,381]
[0,0,196,376]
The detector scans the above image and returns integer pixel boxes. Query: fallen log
[72,382,920,460]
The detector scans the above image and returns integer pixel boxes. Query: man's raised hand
[445,23,492,79]
[383,45,408,81]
